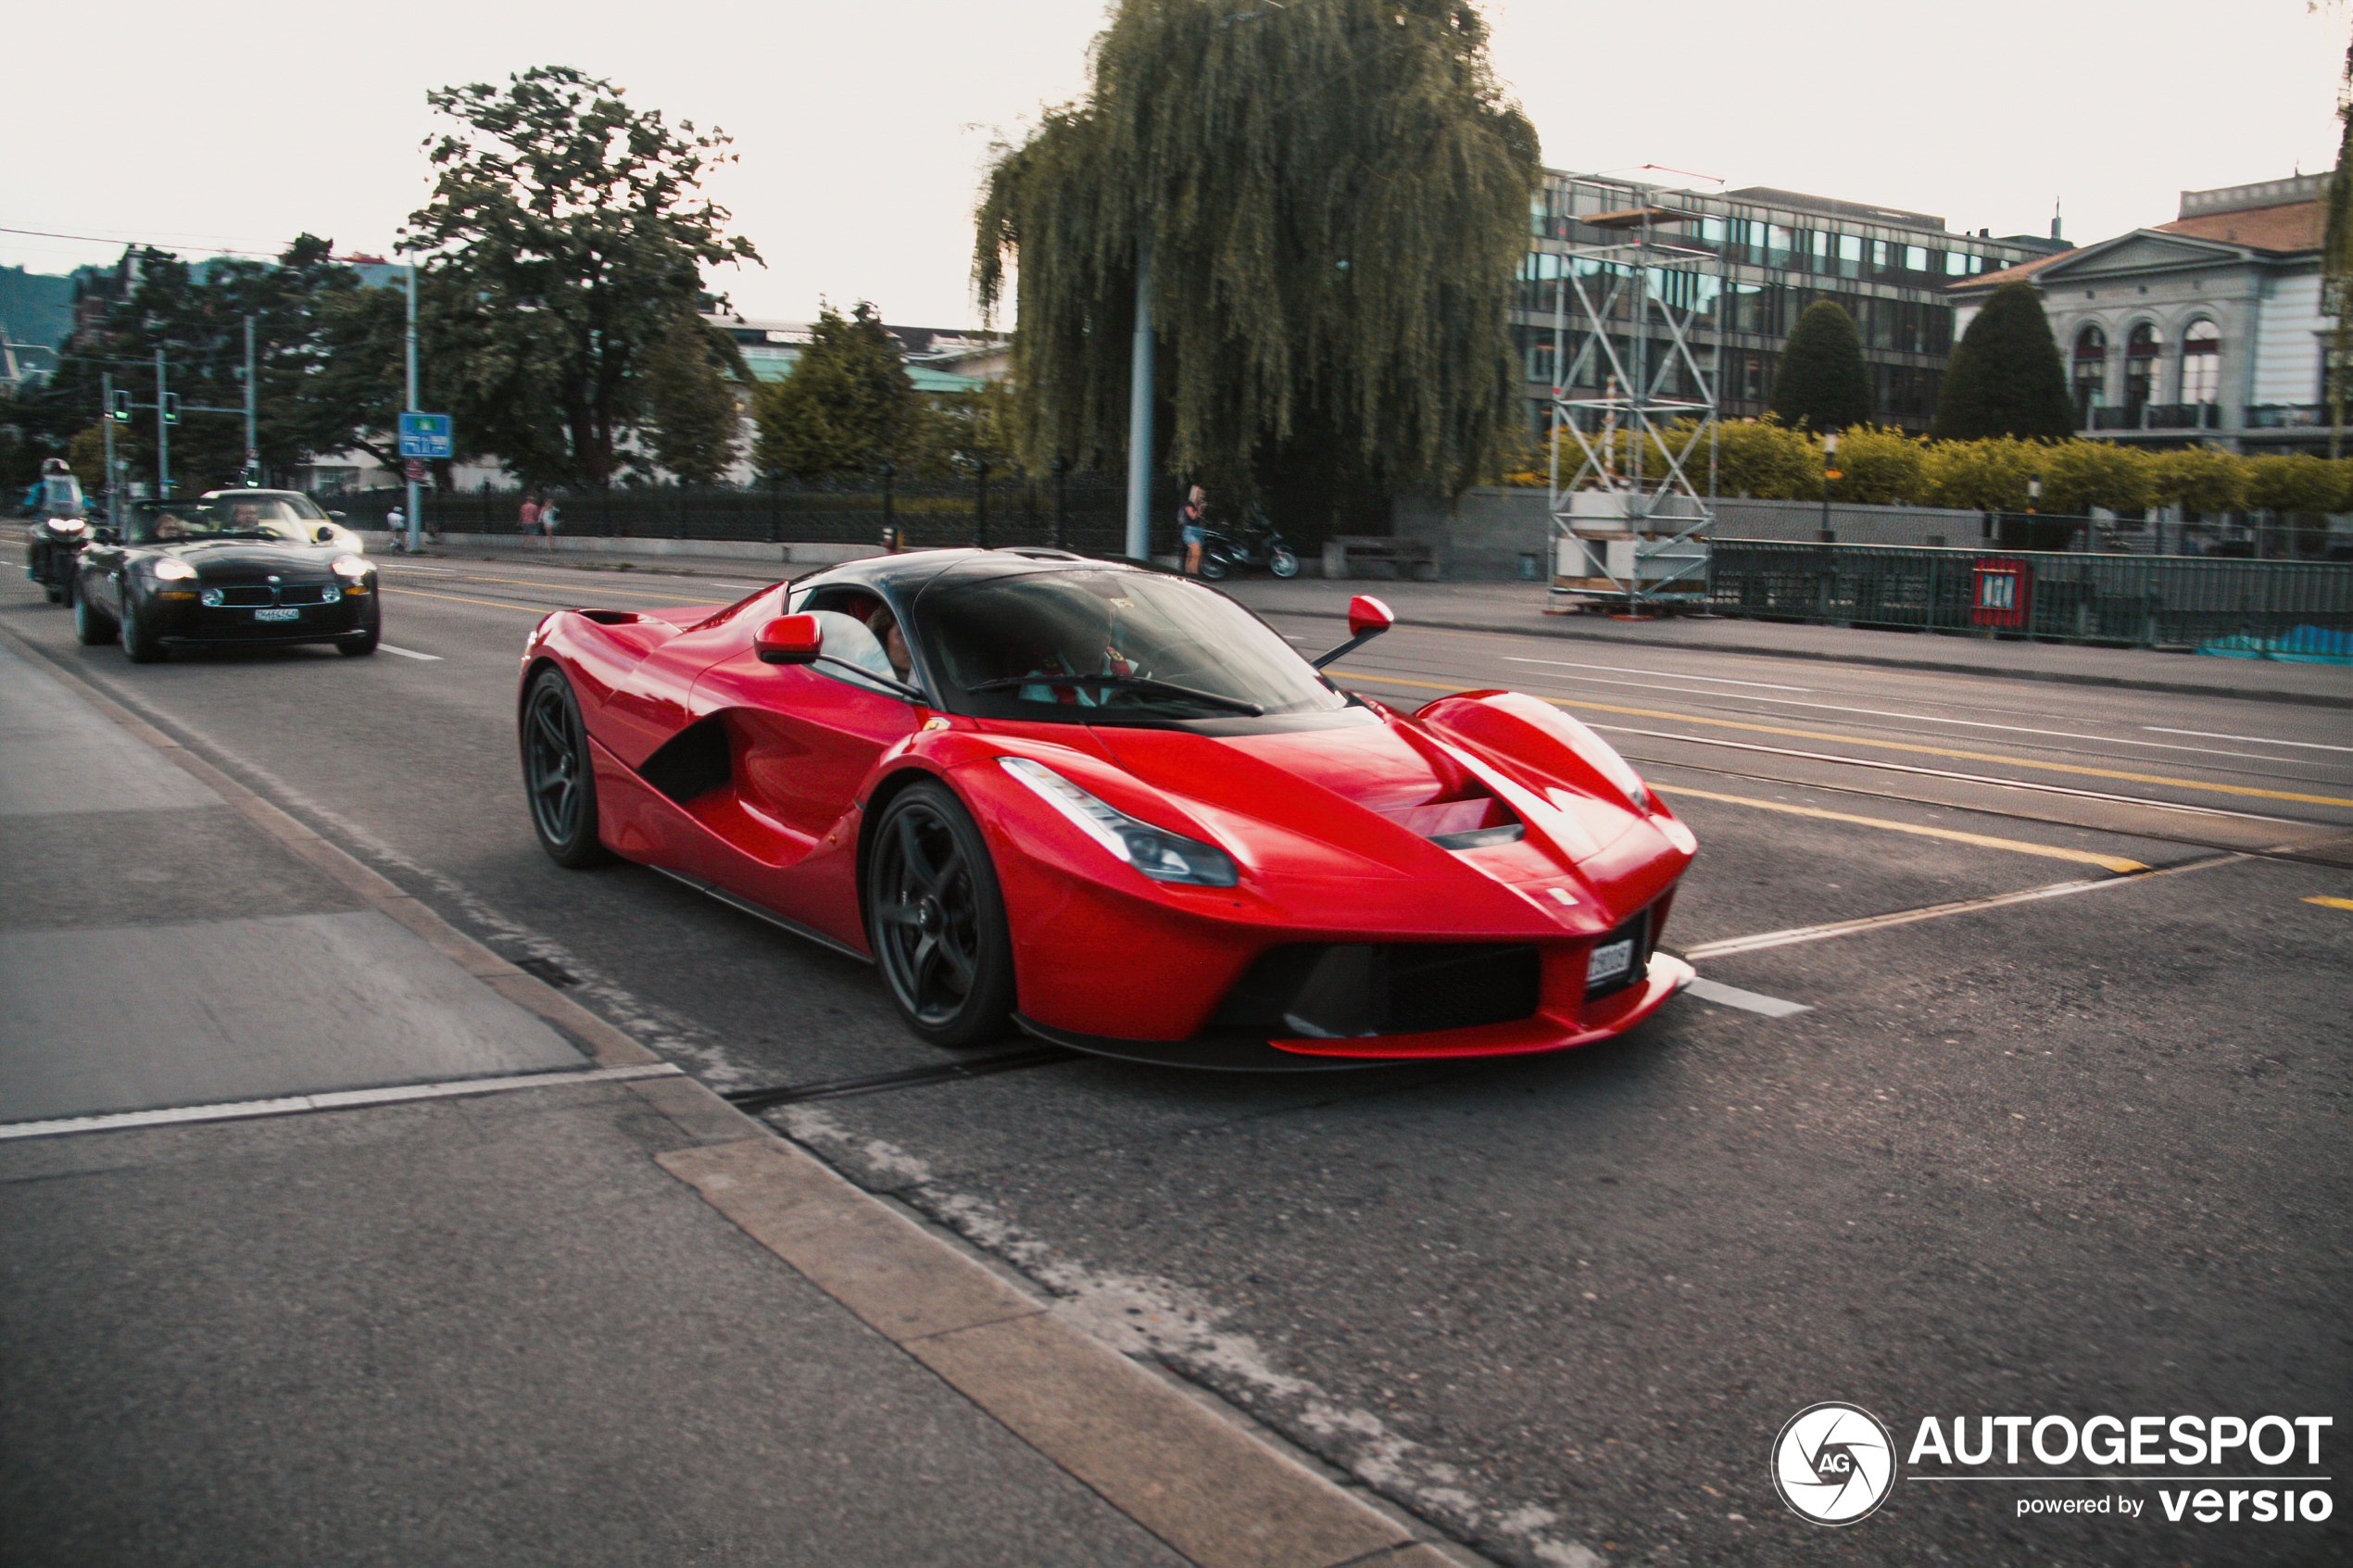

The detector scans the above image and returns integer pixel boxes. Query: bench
[1322,534,1439,581]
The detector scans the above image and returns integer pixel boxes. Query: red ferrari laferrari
[519,548,1695,1069]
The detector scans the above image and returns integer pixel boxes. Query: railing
[335,475,1176,559]
[2088,404,2221,432]
[2244,404,2335,430]
[1705,540,2353,647]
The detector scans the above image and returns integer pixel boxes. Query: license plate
[254,606,300,621]
[1586,938,1634,985]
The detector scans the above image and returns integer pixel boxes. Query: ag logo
[1772,1401,1896,1524]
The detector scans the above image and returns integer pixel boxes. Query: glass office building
[1516,173,2065,435]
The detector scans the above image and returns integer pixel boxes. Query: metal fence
[1705,540,2353,648]
[335,474,1181,558]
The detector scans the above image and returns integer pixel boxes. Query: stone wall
[1390,488,1994,579]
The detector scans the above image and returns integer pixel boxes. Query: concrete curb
[0,620,1484,1568]
[1237,600,2353,711]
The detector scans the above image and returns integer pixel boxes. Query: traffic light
[109,390,132,423]
[162,393,181,425]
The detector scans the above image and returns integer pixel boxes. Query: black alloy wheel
[120,591,165,663]
[72,581,116,646]
[1197,552,1229,581]
[1268,546,1301,579]
[337,598,381,657]
[864,780,1016,1048]
[521,668,612,867]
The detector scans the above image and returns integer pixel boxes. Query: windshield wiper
[965,672,1264,716]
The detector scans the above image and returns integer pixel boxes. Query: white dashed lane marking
[1683,977,1811,1017]
[377,644,443,660]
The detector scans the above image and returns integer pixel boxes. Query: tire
[521,668,613,868]
[74,582,119,646]
[1268,547,1300,579]
[1197,553,1229,581]
[337,599,381,657]
[864,780,1017,1048]
[120,594,165,663]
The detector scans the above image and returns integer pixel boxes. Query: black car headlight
[1000,756,1239,887]
[150,558,198,583]
[331,555,372,593]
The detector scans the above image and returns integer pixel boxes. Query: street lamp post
[1818,431,1841,542]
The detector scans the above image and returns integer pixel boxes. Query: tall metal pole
[1123,236,1155,562]
[154,348,170,497]
[243,315,258,484]
[403,260,422,551]
[101,371,117,521]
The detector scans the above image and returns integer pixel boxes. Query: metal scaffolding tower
[1545,183,1723,611]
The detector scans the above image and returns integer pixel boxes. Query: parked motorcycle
[1194,512,1301,581]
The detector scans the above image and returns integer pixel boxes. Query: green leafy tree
[1768,301,1872,433]
[2243,452,2342,515]
[1930,282,2075,442]
[1822,424,1924,505]
[1709,417,1818,499]
[641,311,747,483]
[900,380,1024,482]
[2146,446,2247,515]
[750,302,913,479]
[2040,439,2154,515]
[975,0,1541,531]
[1919,436,2039,510]
[405,66,760,487]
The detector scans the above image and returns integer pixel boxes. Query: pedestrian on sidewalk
[541,499,561,553]
[519,493,542,546]
[1178,484,1207,577]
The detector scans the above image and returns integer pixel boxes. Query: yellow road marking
[1649,783,2148,873]
[1343,672,2353,810]
[2303,896,2353,911]
[384,585,724,615]
[388,569,752,602]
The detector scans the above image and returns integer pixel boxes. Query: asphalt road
[6,553,2347,1568]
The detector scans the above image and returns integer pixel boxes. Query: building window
[2072,325,2107,426]
[1903,245,1930,275]
[2124,322,2161,412]
[2180,319,2220,405]
[1837,233,1863,280]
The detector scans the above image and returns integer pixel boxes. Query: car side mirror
[1314,595,1396,670]
[328,510,347,521]
[754,613,824,665]
[314,525,336,543]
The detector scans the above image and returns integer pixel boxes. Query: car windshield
[920,568,1345,722]
[125,498,325,545]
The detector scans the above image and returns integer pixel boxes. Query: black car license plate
[253,606,301,622]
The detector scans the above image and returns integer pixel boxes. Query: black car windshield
[126,497,326,545]
[922,568,1345,722]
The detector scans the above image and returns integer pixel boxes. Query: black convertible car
[73,497,381,661]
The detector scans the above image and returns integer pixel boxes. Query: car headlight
[330,554,371,580]
[151,558,198,582]
[1000,756,1239,887]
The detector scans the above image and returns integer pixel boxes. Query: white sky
[7,0,2342,332]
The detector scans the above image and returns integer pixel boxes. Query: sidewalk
[391,533,2353,709]
[0,630,1466,1568]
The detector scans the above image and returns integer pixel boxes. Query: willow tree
[975,0,1541,531]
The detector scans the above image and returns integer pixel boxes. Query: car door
[694,596,924,848]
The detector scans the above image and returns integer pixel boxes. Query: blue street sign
[397,411,453,459]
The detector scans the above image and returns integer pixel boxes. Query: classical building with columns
[1947,174,2334,455]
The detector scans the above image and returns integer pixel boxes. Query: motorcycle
[20,458,91,606]
[1194,511,1301,581]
